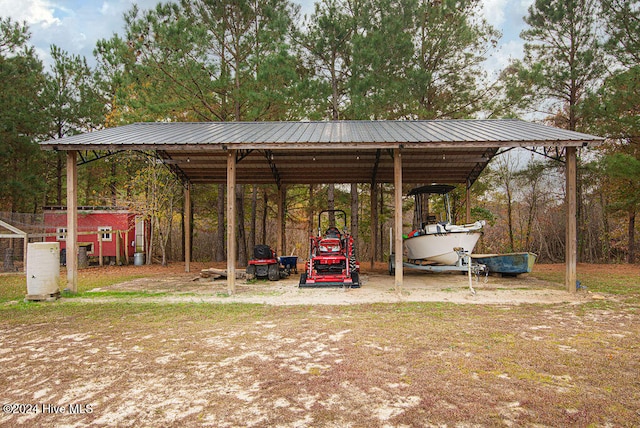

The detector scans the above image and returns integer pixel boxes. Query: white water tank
[26,242,60,296]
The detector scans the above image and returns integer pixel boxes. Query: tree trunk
[189,195,194,262]
[236,185,247,266]
[308,184,315,237]
[249,184,257,252]
[215,184,225,262]
[370,182,378,266]
[524,179,539,249]
[181,208,185,262]
[261,188,268,244]
[601,190,611,262]
[56,152,63,205]
[506,183,514,252]
[147,214,154,265]
[328,184,335,225]
[331,53,339,120]
[629,209,636,264]
[379,184,385,261]
[110,160,117,206]
[351,183,358,253]
[158,218,167,266]
[167,207,173,263]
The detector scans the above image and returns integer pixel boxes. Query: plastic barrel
[26,242,60,295]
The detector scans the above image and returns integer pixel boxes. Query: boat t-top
[402,184,485,266]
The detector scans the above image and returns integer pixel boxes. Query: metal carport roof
[41,119,604,295]
[40,119,603,186]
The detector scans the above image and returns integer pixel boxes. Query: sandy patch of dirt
[1,263,637,427]
[83,263,592,306]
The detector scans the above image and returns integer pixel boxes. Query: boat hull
[471,252,537,275]
[403,231,482,265]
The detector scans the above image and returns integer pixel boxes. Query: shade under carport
[40,119,604,296]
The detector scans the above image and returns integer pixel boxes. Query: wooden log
[200,267,245,280]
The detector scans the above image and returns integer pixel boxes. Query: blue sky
[0,0,533,77]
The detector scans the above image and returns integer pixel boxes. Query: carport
[40,120,603,294]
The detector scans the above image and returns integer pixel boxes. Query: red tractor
[299,209,360,288]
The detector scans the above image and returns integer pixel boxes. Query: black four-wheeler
[299,209,360,287]
[246,245,281,281]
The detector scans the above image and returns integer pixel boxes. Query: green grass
[0,271,147,303]
[531,270,640,302]
[0,274,28,302]
[76,273,147,292]
[1,299,272,323]
[64,290,171,299]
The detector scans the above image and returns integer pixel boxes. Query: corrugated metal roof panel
[42,120,603,148]
[40,120,604,185]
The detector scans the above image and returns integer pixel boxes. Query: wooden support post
[277,185,286,256]
[66,151,78,293]
[565,146,577,293]
[370,182,378,270]
[466,179,472,223]
[23,236,28,273]
[227,150,237,294]
[394,148,403,292]
[185,181,191,273]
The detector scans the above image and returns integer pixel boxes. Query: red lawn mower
[299,209,360,288]
[246,245,281,281]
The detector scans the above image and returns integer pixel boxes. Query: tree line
[0,0,638,264]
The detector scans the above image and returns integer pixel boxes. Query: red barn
[44,207,148,263]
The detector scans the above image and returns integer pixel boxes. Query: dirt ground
[77,261,605,306]
[1,263,638,427]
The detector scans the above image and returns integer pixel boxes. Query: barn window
[56,227,67,241]
[98,226,112,242]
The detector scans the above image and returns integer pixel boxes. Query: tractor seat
[325,227,341,238]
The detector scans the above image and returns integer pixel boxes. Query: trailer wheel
[268,263,280,281]
[298,273,307,287]
[388,258,394,275]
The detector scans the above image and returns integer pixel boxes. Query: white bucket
[26,242,60,295]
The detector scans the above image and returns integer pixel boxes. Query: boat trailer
[389,248,488,294]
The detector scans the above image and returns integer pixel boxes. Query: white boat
[403,185,485,265]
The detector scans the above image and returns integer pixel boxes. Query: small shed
[1,219,28,272]
[43,206,148,264]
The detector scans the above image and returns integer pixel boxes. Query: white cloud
[0,0,158,68]
[484,39,527,78]
[99,2,111,15]
[478,0,535,79]
[0,0,60,27]
[480,0,508,29]
[2,0,533,76]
